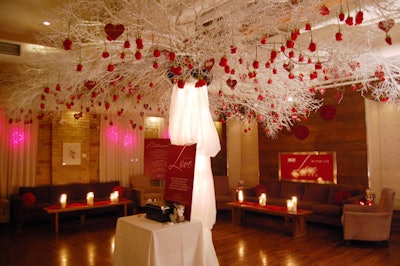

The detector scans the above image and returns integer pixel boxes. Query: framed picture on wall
[279,151,337,184]
[62,143,81,165]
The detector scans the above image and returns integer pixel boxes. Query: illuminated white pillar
[169,80,221,265]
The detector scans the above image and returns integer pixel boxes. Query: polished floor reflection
[0,211,399,266]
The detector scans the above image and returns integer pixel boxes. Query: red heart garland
[104,23,125,40]
[204,58,215,72]
[378,19,394,33]
[226,78,237,90]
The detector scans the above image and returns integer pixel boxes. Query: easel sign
[279,151,337,184]
[164,144,197,221]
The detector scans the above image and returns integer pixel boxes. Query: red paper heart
[104,23,125,40]
[226,78,237,90]
[378,19,394,33]
[375,70,384,79]
[204,58,215,72]
[84,80,96,90]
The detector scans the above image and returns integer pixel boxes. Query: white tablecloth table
[113,214,206,266]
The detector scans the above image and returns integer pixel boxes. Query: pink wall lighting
[106,126,119,142]
[123,133,135,147]
[11,128,25,147]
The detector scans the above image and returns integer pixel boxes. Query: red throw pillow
[21,192,36,207]
[334,190,352,206]
[112,186,125,198]
[254,184,267,196]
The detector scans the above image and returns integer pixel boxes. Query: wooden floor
[0,210,399,266]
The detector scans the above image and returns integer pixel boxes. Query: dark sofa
[240,180,363,226]
[10,181,133,227]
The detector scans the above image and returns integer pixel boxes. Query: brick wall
[37,112,100,185]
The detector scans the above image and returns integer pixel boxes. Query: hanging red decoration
[293,125,309,140]
[320,104,337,120]
[104,23,125,40]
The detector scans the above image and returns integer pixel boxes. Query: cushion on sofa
[73,183,95,201]
[280,182,304,200]
[21,192,36,207]
[20,186,49,204]
[263,181,280,198]
[303,185,329,203]
[95,181,120,199]
[310,204,342,216]
[49,184,75,204]
[254,184,267,196]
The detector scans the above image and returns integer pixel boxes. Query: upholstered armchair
[342,187,396,246]
[131,175,164,210]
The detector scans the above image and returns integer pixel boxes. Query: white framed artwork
[62,143,81,165]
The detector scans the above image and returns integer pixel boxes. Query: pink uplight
[11,128,25,147]
[106,126,119,142]
[123,133,135,147]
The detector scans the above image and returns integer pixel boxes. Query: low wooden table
[44,199,132,233]
[226,201,313,238]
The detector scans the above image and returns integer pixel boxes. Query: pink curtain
[0,109,38,198]
[99,114,145,187]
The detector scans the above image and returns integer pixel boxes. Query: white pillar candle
[87,192,94,206]
[238,190,244,203]
[114,191,119,202]
[286,199,293,212]
[60,194,67,208]
[291,196,297,212]
[110,193,115,202]
[259,193,267,206]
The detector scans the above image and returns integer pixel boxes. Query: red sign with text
[144,139,170,180]
[164,144,197,221]
[279,152,337,184]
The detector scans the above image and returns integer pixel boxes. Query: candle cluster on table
[110,191,119,203]
[287,196,297,213]
[86,192,94,206]
[259,193,267,206]
[238,190,244,203]
[60,194,67,208]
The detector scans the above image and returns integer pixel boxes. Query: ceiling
[0,0,61,44]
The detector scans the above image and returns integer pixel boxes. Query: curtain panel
[99,114,145,187]
[0,109,38,197]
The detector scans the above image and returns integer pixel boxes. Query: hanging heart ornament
[378,19,394,32]
[226,78,237,90]
[104,23,125,40]
[203,58,215,72]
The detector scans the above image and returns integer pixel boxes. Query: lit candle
[291,196,297,212]
[86,192,94,206]
[238,190,244,203]
[60,194,67,208]
[259,193,267,206]
[110,193,115,203]
[286,199,293,212]
[114,191,119,202]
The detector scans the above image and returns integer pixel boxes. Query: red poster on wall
[279,152,337,184]
[164,144,197,221]
[144,139,170,180]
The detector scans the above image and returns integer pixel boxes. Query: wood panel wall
[258,87,369,191]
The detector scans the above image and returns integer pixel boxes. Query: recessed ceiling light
[43,21,51,26]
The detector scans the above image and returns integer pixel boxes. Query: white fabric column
[169,81,221,266]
